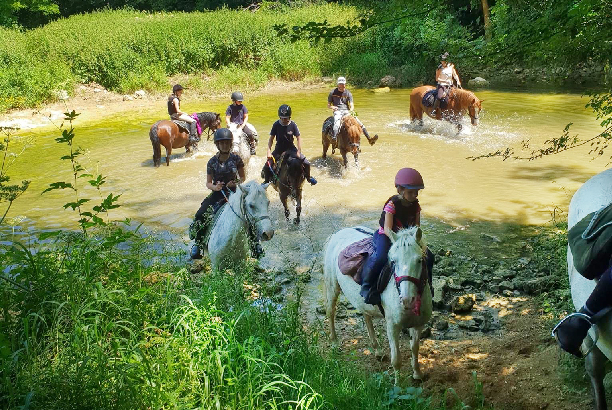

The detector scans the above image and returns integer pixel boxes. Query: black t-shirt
[206,153,244,186]
[328,88,353,111]
[225,104,248,124]
[168,95,179,116]
[270,120,300,156]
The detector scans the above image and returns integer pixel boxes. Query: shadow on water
[511,164,596,184]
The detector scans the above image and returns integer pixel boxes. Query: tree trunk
[481,0,492,41]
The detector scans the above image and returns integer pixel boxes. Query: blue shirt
[225,104,248,125]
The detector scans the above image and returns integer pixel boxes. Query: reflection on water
[6,86,609,239]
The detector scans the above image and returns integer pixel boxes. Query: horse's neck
[210,193,247,251]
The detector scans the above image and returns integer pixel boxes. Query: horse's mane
[198,112,221,123]
[342,116,362,140]
[452,88,478,107]
[390,226,426,256]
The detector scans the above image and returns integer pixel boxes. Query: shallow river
[5,86,610,271]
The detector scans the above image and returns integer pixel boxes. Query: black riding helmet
[278,104,291,118]
[172,84,184,93]
[213,128,233,142]
[231,91,244,102]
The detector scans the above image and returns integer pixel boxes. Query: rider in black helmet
[261,104,317,186]
[226,91,258,155]
[190,128,246,259]
[168,84,198,141]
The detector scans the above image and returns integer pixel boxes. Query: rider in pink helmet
[360,167,433,305]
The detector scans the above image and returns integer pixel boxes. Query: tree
[0,0,59,28]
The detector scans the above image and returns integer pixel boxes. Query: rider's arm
[173,98,183,115]
[296,134,302,158]
[452,65,461,87]
[435,68,442,83]
[237,166,246,183]
[348,100,354,111]
[206,174,222,191]
[383,212,394,238]
[415,211,421,227]
[225,115,231,127]
[241,113,248,129]
[266,135,275,158]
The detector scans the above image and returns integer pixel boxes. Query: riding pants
[584,262,612,315]
[193,191,226,244]
[436,84,451,101]
[360,230,434,305]
[262,150,312,184]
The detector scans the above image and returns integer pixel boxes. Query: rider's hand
[457,83,462,89]
[214,181,224,191]
[296,150,301,158]
[267,150,273,159]
[332,106,338,111]
[226,180,236,189]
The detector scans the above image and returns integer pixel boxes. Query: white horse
[567,167,612,410]
[229,123,258,167]
[207,180,274,271]
[323,226,432,384]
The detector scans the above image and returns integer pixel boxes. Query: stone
[53,89,69,101]
[480,233,501,243]
[432,278,447,307]
[451,294,476,313]
[499,280,514,291]
[134,90,146,98]
[434,318,449,330]
[467,77,490,88]
[123,95,134,101]
[372,87,390,93]
[316,306,326,315]
[379,75,396,87]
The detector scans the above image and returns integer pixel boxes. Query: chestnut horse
[268,152,306,225]
[322,115,373,166]
[149,112,221,167]
[409,86,483,132]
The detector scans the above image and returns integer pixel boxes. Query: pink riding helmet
[395,168,425,189]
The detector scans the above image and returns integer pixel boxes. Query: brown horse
[322,115,376,166]
[269,152,306,225]
[149,112,221,167]
[409,86,483,132]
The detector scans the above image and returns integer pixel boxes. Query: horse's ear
[471,98,476,104]
[479,99,484,103]
[261,182,270,190]
[415,227,422,242]
[388,230,398,244]
[239,182,250,193]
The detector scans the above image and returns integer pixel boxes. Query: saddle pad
[338,236,375,284]
[422,89,436,107]
[322,116,333,134]
[569,201,612,279]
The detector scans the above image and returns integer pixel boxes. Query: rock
[499,280,514,291]
[316,306,326,315]
[53,89,69,101]
[480,233,501,243]
[451,294,476,313]
[514,68,523,74]
[434,318,449,330]
[379,75,396,87]
[502,290,514,297]
[123,95,134,101]
[134,90,146,98]
[517,276,558,295]
[93,88,102,93]
[467,77,490,88]
[458,319,480,331]
[421,326,432,338]
[372,87,390,93]
[432,278,447,308]
[322,76,334,83]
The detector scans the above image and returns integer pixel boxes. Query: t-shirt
[270,120,300,156]
[206,153,244,185]
[328,88,353,111]
[225,104,248,125]
[378,195,421,233]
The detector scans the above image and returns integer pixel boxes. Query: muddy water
[5,87,609,275]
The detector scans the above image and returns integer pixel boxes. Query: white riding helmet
[337,76,346,84]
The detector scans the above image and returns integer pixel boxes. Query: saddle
[172,120,190,132]
[569,202,612,279]
[423,89,449,109]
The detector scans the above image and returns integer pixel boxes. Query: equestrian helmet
[213,128,233,142]
[231,91,244,102]
[440,52,449,61]
[278,104,292,118]
[337,76,346,84]
[172,84,184,93]
[395,168,424,190]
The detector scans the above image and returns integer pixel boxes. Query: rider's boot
[190,244,202,260]
[189,122,198,143]
[248,137,257,155]
[361,126,378,146]
[553,267,612,357]
[432,99,441,118]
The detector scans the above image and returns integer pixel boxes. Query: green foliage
[42,111,121,233]
[0,127,30,225]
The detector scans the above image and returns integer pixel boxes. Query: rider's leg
[242,124,257,154]
[332,110,345,140]
[426,247,434,297]
[354,117,378,145]
[554,264,612,356]
[191,195,214,259]
[300,155,317,185]
[360,230,392,305]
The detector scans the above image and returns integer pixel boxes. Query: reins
[221,187,270,239]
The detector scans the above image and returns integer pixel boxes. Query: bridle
[393,258,427,295]
[221,188,270,236]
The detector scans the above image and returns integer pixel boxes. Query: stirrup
[551,313,597,358]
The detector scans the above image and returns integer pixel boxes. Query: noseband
[393,261,426,295]
[221,188,270,231]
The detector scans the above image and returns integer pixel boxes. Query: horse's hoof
[412,371,424,380]
[293,217,300,225]
[369,134,378,145]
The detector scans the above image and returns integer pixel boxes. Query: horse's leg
[294,188,302,225]
[325,274,341,343]
[280,190,290,220]
[584,335,608,410]
[353,152,359,167]
[166,146,172,166]
[408,327,424,380]
[341,150,348,167]
[364,314,383,357]
[322,135,329,159]
[386,320,402,385]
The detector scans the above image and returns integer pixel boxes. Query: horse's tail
[150,121,161,167]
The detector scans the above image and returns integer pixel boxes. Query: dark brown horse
[409,86,483,132]
[149,112,221,167]
[322,115,376,166]
[269,152,306,225]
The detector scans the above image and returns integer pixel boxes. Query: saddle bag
[568,202,612,279]
[422,90,436,107]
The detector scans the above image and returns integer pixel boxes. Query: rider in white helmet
[327,76,377,144]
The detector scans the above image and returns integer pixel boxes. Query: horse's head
[468,96,483,126]
[239,180,274,241]
[387,227,426,312]
[342,116,362,157]
[286,156,306,186]
[211,113,222,131]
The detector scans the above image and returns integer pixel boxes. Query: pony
[229,123,258,167]
[322,115,376,167]
[567,167,612,410]
[409,86,483,132]
[150,112,221,167]
[204,180,274,271]
[323,226,432,384]
[269,152,306,225]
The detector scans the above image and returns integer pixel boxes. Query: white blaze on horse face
[246,183,274,241]
[388,228,424,310]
